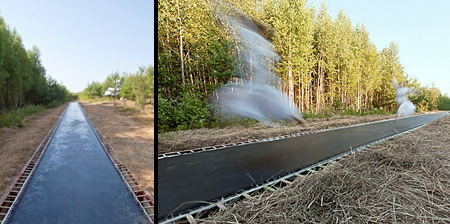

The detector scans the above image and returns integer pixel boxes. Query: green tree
[0,15,70,112]
[81,81,103,100]
[263,0,315,111]
[119,73,133,100]
[104,72,121,106]
[146,66,154,101]
[129,66,150,109]
[156,0,446,131]
[375,42,405,111]
[437,94,450,110]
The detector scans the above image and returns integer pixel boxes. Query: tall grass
[303,108,393,119]
[0,101,64,128]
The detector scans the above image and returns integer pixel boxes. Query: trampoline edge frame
[159,119,436,223]
[0,103,70,224]
[78,102,154,224]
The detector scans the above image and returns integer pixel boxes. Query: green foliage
[0,104,46,128]
[0,16,71,112]
[104,72,121,95]
[0,111,23,127]
[45,101,63,109]
[129,66,152,109]
[303,110,334,119]
[158,92,211,132]
[146,66,154,99]
[158,0,447,131]
[80,66,153,110]
[437,94,450,110]
[158,0,236,131]
[119,75,133,100]
[79,81,103,100]
[303,108,391,119]
[115,106,139,115]
[21,105,45,116]
[209,117,259,129]
[410,84,441,112]
[158,0,235,99]
[70,92,79,101]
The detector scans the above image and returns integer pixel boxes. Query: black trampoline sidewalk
[5,102,150,224]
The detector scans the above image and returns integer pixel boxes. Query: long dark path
[158,112,448,220]
[6,102,149,224]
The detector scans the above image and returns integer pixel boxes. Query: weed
[0,104,50,128]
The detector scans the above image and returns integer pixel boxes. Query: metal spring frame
[0,104,69,224]
[79,103,154,223]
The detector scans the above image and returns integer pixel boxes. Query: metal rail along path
[158,112,449,222]
[1,102,152,224]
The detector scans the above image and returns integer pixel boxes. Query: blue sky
[0,0,154,93]
[309,0,450,96]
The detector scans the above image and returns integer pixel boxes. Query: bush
[158,92,212,132]
[45,101,63,109]
[0,112,22,127]
[437,95,450,110]
[23,105,46,115]
[0,105,47,128]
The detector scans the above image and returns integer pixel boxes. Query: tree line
[79,66,154,109]
[159,0,450,131]
[0,16,71,113]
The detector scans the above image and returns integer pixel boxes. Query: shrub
[437,95,450,110]
[158,92,212,132]
[0,104,49,128]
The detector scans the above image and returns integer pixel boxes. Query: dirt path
[80,101,154,195]
[204,115,450,223]
[0,103,67,197]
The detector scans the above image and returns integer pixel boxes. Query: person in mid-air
[391,74,416,122]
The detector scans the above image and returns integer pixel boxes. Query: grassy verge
[79,96,117,102]
[114,106,140,115]
[303,108,393,119]
[159,108,394,133]
[0,101,65,128]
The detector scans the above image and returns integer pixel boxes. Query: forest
[79,66,154,110]
[159,0,450,132]
[0,16,71,113]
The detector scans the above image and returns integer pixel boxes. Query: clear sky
[0,0,154,93]
[309,0,450,96]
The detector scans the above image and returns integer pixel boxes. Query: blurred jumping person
[391,74,416,122]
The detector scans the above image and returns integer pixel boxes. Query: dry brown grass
[80,101,154,195]
[201,116,450,223]
[0,103,67,197]
[158,114,400,154]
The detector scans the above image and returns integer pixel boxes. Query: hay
[202,116,450,223]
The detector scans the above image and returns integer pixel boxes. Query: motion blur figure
[213,1,304,125]
[391,74,416,122]
[217,82,304,125]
